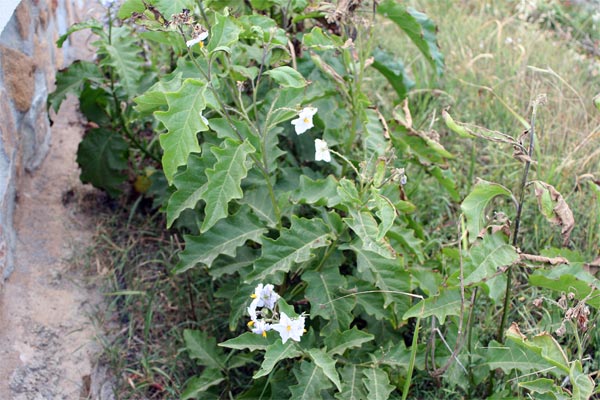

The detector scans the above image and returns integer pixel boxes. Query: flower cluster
[247,283,306,344]
[291,107,331,163]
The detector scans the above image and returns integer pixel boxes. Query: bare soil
[0,96,104,399]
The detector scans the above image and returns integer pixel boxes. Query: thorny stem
[498,99,541,343]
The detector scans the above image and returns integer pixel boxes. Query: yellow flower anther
[250,294,257,299]
[247,320,255,327]
[262,331,267,338]
[303,117,310,123]
[286,325,292,332]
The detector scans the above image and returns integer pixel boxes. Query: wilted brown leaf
[532,181,575,246]
[519,253,569,265]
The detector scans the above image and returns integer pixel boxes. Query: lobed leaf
[156,79,208,182]
[181,368,225,400]
[403,288,462,324]
[290,361,333,400]
[335,365,368,400]
[245,217,331,283]
[183,330,226,370]
[362,368,395,400]
[344,209,395,259]
[254,340,301,379]
[505,323,569,374]
[219,332,276,352]
[76,128,129,198]
[207,11,242,53]
[175,208,267,273]
[371,47,414,101]
[48,61,104,113]
[265,66,307,88]
[308,348,342,392]
[324,327,375,356]
[464,232,519,286]
[199,139,256,232]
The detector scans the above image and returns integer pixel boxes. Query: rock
[0,46,35,112]
[21,71,51,172]
[15,1,31,40]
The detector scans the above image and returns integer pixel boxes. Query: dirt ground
[0,95,108,399]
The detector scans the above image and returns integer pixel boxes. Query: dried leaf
[533,181,575,246]
[392,98,412,130]
[519,253,569,265]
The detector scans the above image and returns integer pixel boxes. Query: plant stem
[497,101,539,343]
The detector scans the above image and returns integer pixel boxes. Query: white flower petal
[291,107,317,135]
[314,138,331,162]
[186,37,202,48]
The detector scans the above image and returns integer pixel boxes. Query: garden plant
[49,0,600,398]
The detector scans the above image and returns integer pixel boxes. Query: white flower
[251,320,272,337]
[251,283,280,310]
[291,107,318,135]
[272,312,305,344]
[247,298,259,322]
[186,31,209,48]
[314,138,331,162]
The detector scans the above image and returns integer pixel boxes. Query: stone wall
[0,0,85,282]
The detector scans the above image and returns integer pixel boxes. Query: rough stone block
[0,46,35,112]
[15,0,31,40]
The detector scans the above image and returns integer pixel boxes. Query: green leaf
[335,365,368,400]
[207,11,242,53]
[151,0,195,19]
[303,27,343,50]
[324,327,375,356]
[570,360,594,400]
[254,340,301,379]
[98,26,144,98]
[241,187,277,227]
[56,19,105,48]
[387,225,425,264]
[183,330,226,370]
[303,268,354,334]
[219,332,277,352]
[175,208,267,273]
[362,368,395,400]
[181,368,225,400]
[48,61,103,113]
[76,128,128,198]
[134,72,183,115]
[265,66,307,88]
[461,179,514,242]
[290,361,333,400]
[344,209,395,259]
[518,378,567,399]
[156,78,208,183]
[429,166,461,202]
[246,217,331,283]
[308,348,342,392]
[371,47,414,101]
[464,233,519,286]
[483,340,561,376]
[117,0,145,19]
[166,153,208,228]
[351,244,410,308]
[290,175,341,207]
[403,288,461,324]
[506,324,569,373]
[529,264,600,309]
[200,139,256,232]
[377,1,444,75]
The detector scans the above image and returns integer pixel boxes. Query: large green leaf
[207,11,242,53]
[570,360,594,400]
[200,138,256,232]
[254,340,301,379]
[290,175,341,207]
[371,47,414,101]
[290,361,333,400]
[245,217,331,283]
[183,330,226,370]
[377,1,444,75]
[265,66,307,88]
[56,19,105,48]
[362,368,395,400]
[324,327,375,356]
[151,0,195,19]
[529,264,600,309]
[117,0,145,19]
[156,79,209,183]
[335,365,368,400]
[181,368,224,400]
[134,72,183,115]
[219,332,277,352]
[461,179,514,243]
[483,340,561,376]
[506,324,569,373]
[464,232,519,286]
[303,268,354,334]
[344,209,395,259]
[403,288,462,324]
[518,379,568,400]
[48,61,104,113]
[98,26,144,98]
[175,208,267,273]
[76,128,129,198]
[166,153,209,228]
[351,244,410,308]
[308,348,342,392]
